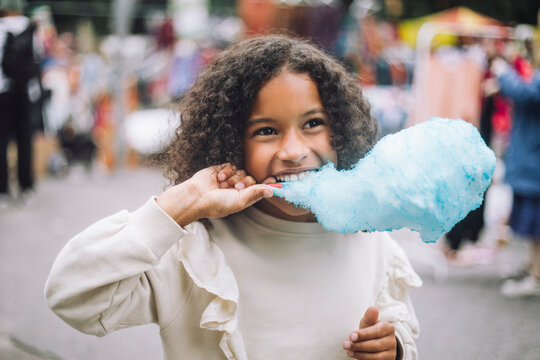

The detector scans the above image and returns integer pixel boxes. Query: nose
[276,130,309,163]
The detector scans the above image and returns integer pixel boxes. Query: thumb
[238,185,273,208]
[359,306,379,329]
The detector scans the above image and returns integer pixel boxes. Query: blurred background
[1,0,539,359]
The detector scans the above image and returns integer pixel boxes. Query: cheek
[327,151,338,165]
[243,143,269,180]
[315,133,337,163]
[322,142,337,163]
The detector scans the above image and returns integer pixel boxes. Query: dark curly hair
[161,34,377,185]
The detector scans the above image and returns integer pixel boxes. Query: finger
[215,164,240,189]
[351,322,395,342]
[219,168,247,188]
[346,349,396,360]
[219,180,232,189]
[346,335,396,353]
[237,185,273,207]
[234,175,257,190]
[359,307,379,329]
[215,164,237,182]
[226,169,247,187]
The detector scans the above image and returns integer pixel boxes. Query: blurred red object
[157,18,175,50]
[513,56,533,82]
[491,94,512,134]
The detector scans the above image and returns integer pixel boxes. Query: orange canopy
[399,7,505,47]
[426,6,503,26]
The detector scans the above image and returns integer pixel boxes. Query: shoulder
[352,231,401,254]
[374,232,413,269]
[353,231,415,273]
[0,16,29,35]
[339,231,400,272]
[377,233,422,289]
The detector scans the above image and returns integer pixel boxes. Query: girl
[45,35,421,360]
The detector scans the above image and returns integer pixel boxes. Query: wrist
[156,181,203,227]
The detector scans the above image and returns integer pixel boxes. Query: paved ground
[1,166,539,360]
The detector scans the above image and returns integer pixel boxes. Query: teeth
[276,170,314,182]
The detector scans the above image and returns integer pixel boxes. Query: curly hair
[161,34,377,185]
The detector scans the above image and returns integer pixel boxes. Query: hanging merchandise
[237,0,276,36]
[237,0,343,52]
[308,4,342,51]
[408,46,485,128]
[408,18,514,128]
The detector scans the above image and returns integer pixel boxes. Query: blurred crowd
[0,0,539,297]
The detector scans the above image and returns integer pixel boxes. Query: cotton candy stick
[271,117,496,243]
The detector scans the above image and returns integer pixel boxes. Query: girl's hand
[157,163,273,226]
[342,307,399,360]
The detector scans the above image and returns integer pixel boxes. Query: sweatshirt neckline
[239,206,329,235]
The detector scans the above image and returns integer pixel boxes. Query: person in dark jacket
[492,56,540,298]
[0,0,38,208]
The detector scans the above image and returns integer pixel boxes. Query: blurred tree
[22,0,539,36]
[25,0,167,35]
[208,0,236,16]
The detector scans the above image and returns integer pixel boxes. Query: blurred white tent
[124,109,180,155]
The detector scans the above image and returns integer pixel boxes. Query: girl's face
[243,71,337,222]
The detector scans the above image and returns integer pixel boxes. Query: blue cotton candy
[272,117,496,243]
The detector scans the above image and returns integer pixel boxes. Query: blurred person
[45,35,420,360]
[57,117,95,171]
[41,32,103,175]
[0,0,40,208]
[443,203,488,266]
[443,56,497,267]
[40,33,76,134]
[491,56,540,298]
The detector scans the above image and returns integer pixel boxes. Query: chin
[256,197,316,222]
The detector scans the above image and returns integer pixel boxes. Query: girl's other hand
[342,307,399,360]
[157,163,273,227]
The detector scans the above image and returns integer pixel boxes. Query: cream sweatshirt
[45,197,422,359]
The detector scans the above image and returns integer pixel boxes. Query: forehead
[250,71,323,116]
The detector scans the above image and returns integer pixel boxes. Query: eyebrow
[246,108,327,127]
[302,108,327,117]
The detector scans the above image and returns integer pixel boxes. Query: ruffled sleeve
[375,239,422,360]
[45,197,246,359]
[175,221,246,360]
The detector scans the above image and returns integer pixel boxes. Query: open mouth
[275,169,317,183]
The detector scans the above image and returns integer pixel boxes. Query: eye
[253,127,277,136]
[304,118,325,129]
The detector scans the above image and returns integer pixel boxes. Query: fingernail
[347,350,354,357]
[266,183,282,188]
[343,340,351,349]
[235,182,245,190]
[350,333,358,341]
[263,189,273,197]
[218,173,225,181]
